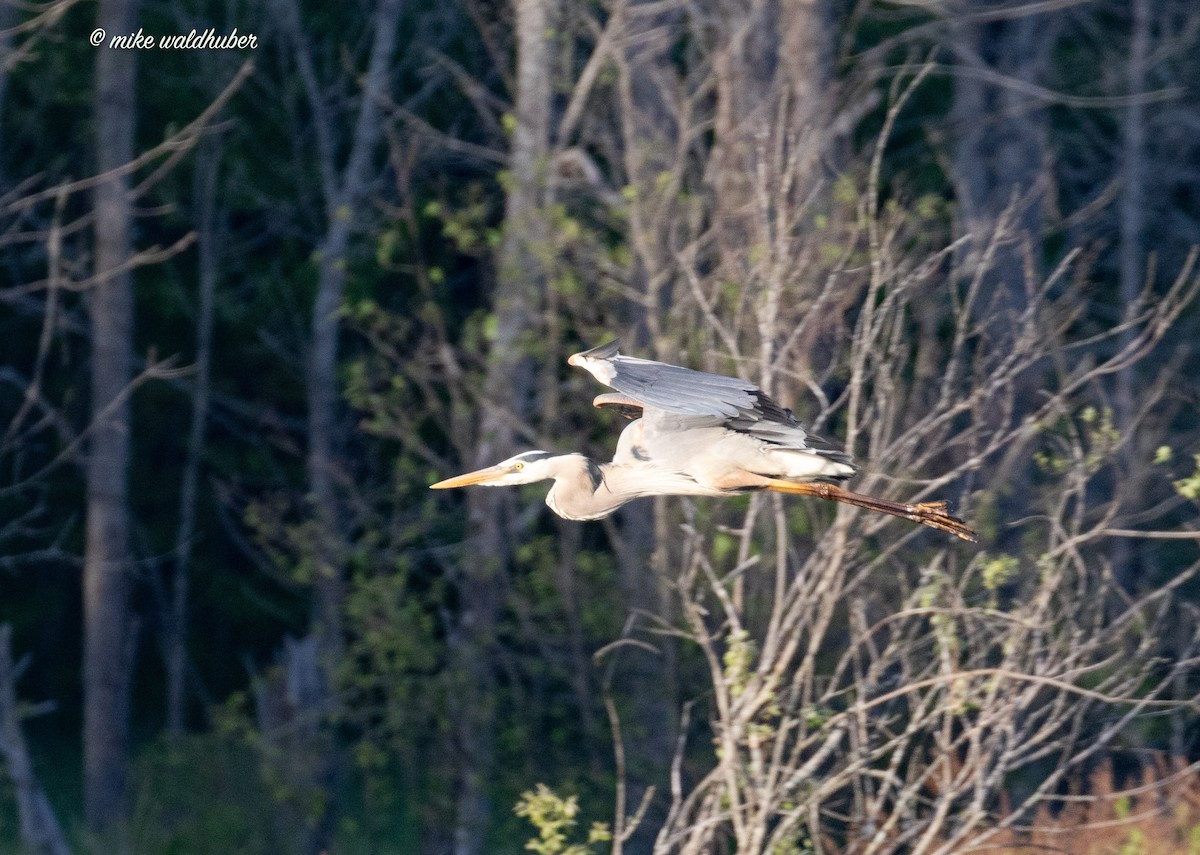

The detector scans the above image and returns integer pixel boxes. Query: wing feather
[569,341,812,447]
[592,393,644,421]
[571,342,756,417]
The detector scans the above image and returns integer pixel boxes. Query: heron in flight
[431,342,975,541]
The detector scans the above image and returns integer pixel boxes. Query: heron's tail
[762,479,977,542]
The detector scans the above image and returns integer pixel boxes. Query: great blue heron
[431,341,976,541]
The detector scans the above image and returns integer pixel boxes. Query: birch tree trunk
[84,0,139,831]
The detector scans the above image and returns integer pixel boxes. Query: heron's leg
[760,478,977,542]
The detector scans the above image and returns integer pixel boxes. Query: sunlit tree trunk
[713,0,832,264]
[85,0,139,831]
[449,0,552,850]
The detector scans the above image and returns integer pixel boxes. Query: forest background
[2,0,1200,852]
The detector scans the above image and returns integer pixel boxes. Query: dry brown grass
[980,755,1200,855]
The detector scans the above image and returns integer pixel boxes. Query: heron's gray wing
[571,341,757,417]
[570,341,809,446]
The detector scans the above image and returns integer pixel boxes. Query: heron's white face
[429,451,558,489]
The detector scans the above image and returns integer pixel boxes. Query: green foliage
[1034,405,1123,477]
[1119,826,1145,855]
[127,735,293,855]
[723,628,757,698]
[981,554,1019,592]
[431,183,496,254]
[125,731,424,855]
[338,560,441,744]
[1174,454,1200,500]
[771,836,817,855]
[514,785,611,855]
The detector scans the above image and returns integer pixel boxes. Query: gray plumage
[431,342,975,540]
[571,341,852,469]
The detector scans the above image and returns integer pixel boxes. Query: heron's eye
[513,462,524,471]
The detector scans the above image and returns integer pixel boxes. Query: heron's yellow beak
[429,465,507,489]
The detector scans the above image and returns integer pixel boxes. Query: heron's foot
[908,501,976,542]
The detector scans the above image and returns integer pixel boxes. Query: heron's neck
[544,454,626,521]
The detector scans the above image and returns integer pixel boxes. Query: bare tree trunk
[264,0,401,848]
[713,0,832,259]
[950,12,1056,317]
[1112,0,1149,590]
[449,0,552,850]
[1118,0,1149,431]
[780,0,831,129]
[0,0,15,177]
[0,627,72,855]
[304,0,401,664]
[252,636,328,855]
[949,8,1058,551]
[165,147,221,738]
[601,11,687,818]
[85,0,139,832]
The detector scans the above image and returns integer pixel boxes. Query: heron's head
[430,451,560,489]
